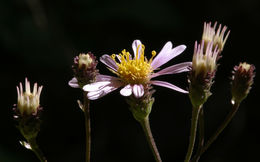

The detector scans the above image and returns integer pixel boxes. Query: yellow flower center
[111,44,156,84]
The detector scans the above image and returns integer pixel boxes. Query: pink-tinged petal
[151,62,192,78]
[100,54,118,71]
[87,86,119,100]
[96,74,120,82]
[151,42,186,70]
[132,84,144,98]
[120,84,132,96]
[86,80,123,100]
[132,40,142,59]
[151,41,172,69]
[150,80,188,93]
[68,77,80,88]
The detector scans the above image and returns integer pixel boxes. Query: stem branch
[199,102,240,156]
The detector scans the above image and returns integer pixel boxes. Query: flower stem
[184,106,201,162]
[193,101,240,160]
[83,92,91,162]
[28,138,47,162]
[191,109,205,162]
[139,117,162,162]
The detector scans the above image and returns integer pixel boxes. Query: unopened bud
[69,52,98,88]
[231,62,255,103]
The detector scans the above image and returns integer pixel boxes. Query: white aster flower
[83,40,192,100]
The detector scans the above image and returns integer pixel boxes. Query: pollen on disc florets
[111,44,156,85]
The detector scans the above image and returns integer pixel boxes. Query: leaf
[77,100,84,112]
[19,141,32,150]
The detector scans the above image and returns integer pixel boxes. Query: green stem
[196,101,240,158]
[184,106,201,162]
[139,117,162,162]
[83,92,91,162]
[191,109,205,162]
[28,138,47,162]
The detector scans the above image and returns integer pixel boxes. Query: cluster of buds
[231,62,255,104]
[13,78,43,140]
[189,22,230,107]
[71,52,98,89]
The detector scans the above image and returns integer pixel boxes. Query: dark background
[0,0,259,161]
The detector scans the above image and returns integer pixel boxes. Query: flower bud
[70,52,98,88]
[231,62,255,103]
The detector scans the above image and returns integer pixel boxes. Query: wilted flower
[83,40,191,100]
[16,78,43,116]
[202,22,230,52]
[188,41,219,107]
[231,62,255,103]
[69,52,98,89]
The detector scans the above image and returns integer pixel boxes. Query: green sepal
[127,97,154,122]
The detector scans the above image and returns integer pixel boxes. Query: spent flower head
[202,22,230,52]
[69,52,99,89]
[188,41,219,107]
[15,78,43,116]
[231,62,255,104]
[83,40,192,100]
[13,78,43,140]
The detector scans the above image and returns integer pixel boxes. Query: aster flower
[83,40,191,100]
[202,22,230,52]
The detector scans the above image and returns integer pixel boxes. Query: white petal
[87,86,119,100]
[132,84,144,98]
[87,81,123,100]
[100,54,118,71]
[68,77,80,88]
[83,81,112,92]
[132,40,142,59]
[151,80,188,93]
[120,84,132,96]
[151,42,186,70]
[151,62,192,78]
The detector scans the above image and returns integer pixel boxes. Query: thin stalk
[139,117,162,162]
[83,92,91,162]
[194,101,240,159]
[28,138,47,162]
[191,109,205,162]
[184,106,201,162]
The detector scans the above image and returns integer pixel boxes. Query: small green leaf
[19,141,32,150]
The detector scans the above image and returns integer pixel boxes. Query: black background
[0,0,259,161]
